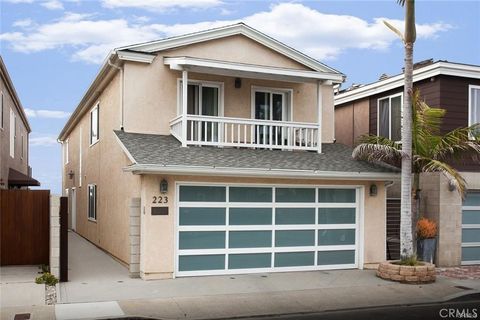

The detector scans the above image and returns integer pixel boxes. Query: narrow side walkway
[0,265,45,307]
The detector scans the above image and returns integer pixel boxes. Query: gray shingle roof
[115,131,399,176]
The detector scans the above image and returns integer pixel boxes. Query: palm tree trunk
[400,41,414,258]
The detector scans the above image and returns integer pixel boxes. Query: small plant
[35,272,59,286]
[417,217,437,239]
[396,255,422,266]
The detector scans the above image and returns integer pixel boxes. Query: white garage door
[462,191,480,265]
[175,184,362,277]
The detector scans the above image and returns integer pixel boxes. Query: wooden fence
[0,189,50,266]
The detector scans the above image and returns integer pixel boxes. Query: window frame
[176,79,224,117]
[250,86,294,122]
[376,92,403,141]
[87,184,97,222]
[63,138,69,165]
[21,133,24,160]
[89,103,99,146]
[9,108,15,158]
[468,85,480,139]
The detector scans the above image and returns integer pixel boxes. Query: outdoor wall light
[68,170,75,180]
[160,179,168,194]
[234,78,242,88]
[369,184,378,197]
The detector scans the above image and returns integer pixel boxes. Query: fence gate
[0,189,50,266]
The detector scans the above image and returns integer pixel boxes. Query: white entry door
[175,184,361,277]
[71,188,77,231]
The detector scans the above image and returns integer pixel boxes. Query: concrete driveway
[0,265,45,307]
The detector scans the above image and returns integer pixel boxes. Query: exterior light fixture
[369,184,378,197]
[68,170,75,180]
[234,78,242,88]
[160,179,168,194]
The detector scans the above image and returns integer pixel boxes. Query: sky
[1,0,479,194]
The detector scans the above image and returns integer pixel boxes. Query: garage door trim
[174,182,365,277]
[461,190,480,265]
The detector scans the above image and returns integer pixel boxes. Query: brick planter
[376,261,436,284]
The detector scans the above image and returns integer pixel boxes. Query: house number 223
[152,196,168,204]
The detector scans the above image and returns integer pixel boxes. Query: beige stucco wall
[123,34,335,142]
[0,76,29,188]
[139,175,386,280]
[334,98,370,147]
[62,71,141,264]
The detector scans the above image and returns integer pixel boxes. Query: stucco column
[181,70,188,147]
[129,197,141,278]
[316,81,323,153]
[49,195,60,278]
[420,172,462,266]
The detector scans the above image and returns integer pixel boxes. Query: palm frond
[353,143,404,168]
[416,156,467,195]
[432,124,480,162]
[357,134,401,149]
[383,20,404,41]
[397,0,406,5]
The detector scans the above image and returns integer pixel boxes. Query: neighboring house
[0,56,39,189]
[334,60,480,266]
[58,23,398,280]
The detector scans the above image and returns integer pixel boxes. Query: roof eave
[123,164,400,181]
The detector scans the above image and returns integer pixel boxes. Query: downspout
[107,58,124,130]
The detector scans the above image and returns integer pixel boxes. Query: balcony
[170,115,320,152]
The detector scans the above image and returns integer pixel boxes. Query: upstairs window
[377,93,402,141]
[469,85,480,136]
[63,139,69,165]
[88,184,97,221]
[90,104,99,145]
[9,108,15,158]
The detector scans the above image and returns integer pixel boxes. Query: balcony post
[181,70,188,147]
[317,80,323,153]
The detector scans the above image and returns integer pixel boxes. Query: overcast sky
[1,0,479,194]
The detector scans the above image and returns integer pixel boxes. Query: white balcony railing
[170,115,320,152]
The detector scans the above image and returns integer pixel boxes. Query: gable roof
[117,23,343,75]
[114,130,399,180]
[59,23,344,141]
[334,61,480,106]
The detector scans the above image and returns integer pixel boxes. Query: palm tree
[383,0,417,258]
[353,92,480,253]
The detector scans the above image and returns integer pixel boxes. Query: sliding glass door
[254,90,288,145]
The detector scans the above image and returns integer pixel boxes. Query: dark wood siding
[368,75,479,172]
[386,199,401,260]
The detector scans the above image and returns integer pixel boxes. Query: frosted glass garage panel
[317,250,355,265]
[318,208,356,224]
[274,252,315,267]
[276,208,315,225]
[179,255,225,271]
[318,229,355,245]
[463,210,480,225]
[464,192,480,206]
[179,231,225,249]
[179,186,226,202]
[462,247,480,262]
[179,207,226,225]
[229,231,272,248]
[318,189,356,203]
[228,253,271,269]
[229,208,272,225]
[229,187,272,202]
[275,230,315,247]
[275,188,315,203]
[462,229,480,243]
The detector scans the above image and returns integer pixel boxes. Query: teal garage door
[176,184,360,277]
[462,191,480,265]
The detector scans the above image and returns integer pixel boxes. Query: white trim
[117,50,156,64]
[9,108,15,158]
[461,192,480,265]
[125,164,399,181]
[174,182,363,277]
[335,61,480,106]
[165,56,343,83]
[468,84,480,131]
[176,78,225,117]
[376,92,403,140]
[251,86,293,122]
[63,138,69,165]
[89,102,100,146]
[120,23,342,76]
[87,184,97,221]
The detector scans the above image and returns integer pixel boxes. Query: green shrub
[35,272,59,286]
[398,255,421,266]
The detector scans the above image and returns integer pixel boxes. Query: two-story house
[0,56,39,189]
[334,60,480,266]
[59,24,398,280]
